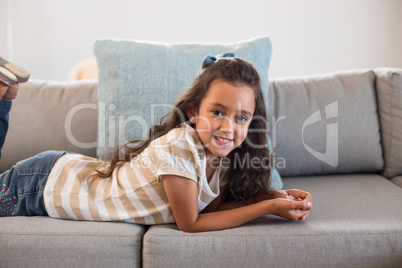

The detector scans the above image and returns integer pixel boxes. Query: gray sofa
[1,68,401,268]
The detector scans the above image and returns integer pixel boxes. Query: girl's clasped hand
[268,189,312,221]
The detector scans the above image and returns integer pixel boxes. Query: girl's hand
[285,189,312,203]
[259,189,313,221]
[283,189,312,221]
[269,198,312,221]
[267,189,312,200]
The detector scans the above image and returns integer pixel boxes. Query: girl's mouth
[213,135,233,147]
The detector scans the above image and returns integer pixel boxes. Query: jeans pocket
[16,150,67,176]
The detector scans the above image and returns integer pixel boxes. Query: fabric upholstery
[0,79,98,173]
[143,175,402,268]
[0,216,146,267]
[374,68,402,178]
[270,70,383,176]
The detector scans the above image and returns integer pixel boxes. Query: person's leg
[0,150,68,216]
[0,82,20,158]
[0,99,12,159]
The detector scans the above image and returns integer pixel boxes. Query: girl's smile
[187,79,255,158]
[212,134,233,147]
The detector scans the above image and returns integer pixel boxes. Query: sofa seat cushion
[142,175,402,268]
[0,217,146,268]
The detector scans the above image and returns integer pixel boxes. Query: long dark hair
[96,56,271,204]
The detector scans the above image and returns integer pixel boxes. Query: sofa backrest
[269,69,384,177]
[0,80,98,173]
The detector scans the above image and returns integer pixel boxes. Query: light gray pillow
[271,70,383,177]
[94,37,283,189]
[375,68,402,178]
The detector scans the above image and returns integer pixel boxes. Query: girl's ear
[186,108,197,124]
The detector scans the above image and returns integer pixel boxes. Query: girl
[0,55,312,232]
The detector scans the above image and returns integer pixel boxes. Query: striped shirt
[43,123,227,224]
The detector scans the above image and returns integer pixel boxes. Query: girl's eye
[235,115,248,122]
[212,110,223,116]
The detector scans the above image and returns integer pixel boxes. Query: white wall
[0,0,401,81]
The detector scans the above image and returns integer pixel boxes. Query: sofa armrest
[390,176,402,188]
[374,68,402,179]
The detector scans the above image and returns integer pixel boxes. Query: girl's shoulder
[146,123,204,159]
[155,123,200,148]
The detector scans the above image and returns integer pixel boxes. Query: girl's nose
[220,117,234,133]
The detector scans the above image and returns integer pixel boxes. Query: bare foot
[0,82,9,100]
[0,82,19,101]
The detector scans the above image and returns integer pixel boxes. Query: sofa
[1,68,401,268]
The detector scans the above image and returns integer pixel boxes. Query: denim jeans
[0,151,68,216]
[0,100,68,216]
[0,99,11,159]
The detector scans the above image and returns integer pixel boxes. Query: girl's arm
[203,186,312,213]
[162,175,312,233]
[200,184,244,213]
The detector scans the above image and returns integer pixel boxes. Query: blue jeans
[0,99,11,159]
[0,100,67,216]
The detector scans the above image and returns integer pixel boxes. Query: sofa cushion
[0,79,98,173]
[270,70,383,176]
[142,175,402,268]
[94,37,283,189]
[0,217,146,267]
[375,68,402,178]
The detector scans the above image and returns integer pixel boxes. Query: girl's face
[187,79,255,158]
